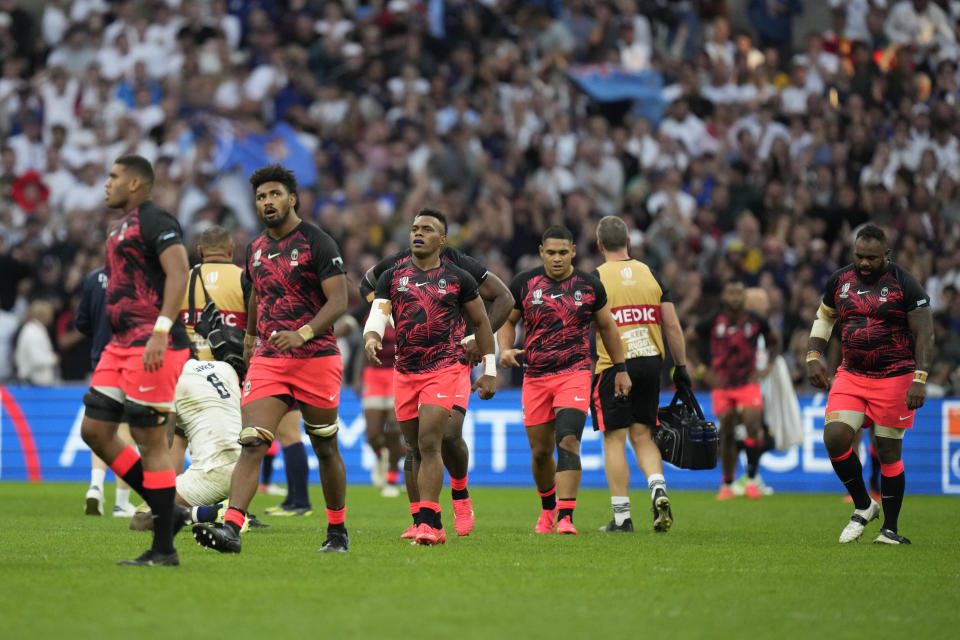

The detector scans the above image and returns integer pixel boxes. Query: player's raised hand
[906,381,926,410]
[364,337,383,366]
[499,348,523,368]
[142,331,167,372]
[472,374,498,400]
[614,371,632,398]
[268,330,305,353]
[806,359,831,390]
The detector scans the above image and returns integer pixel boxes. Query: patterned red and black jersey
[245,221,347,359]
[509,267,607,378]
[822,262,929,378]
[374,261,479,374]
[362,245,488,345]
[695,311,769,388]
[104,200,189,349]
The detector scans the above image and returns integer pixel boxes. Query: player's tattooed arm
[497,308,523,368]
[906,305,934,410]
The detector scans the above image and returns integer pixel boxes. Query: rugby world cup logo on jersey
[942,402,960,494]
[532,289,543,305]
[290,249,299,266]
[620,266,635,285]
[838,282,850,298]
[205,271,219,290]
[252,249,262,266]
[397,276,410,292]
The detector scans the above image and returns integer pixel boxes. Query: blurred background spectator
[1,0,959,395]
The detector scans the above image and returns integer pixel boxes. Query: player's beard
[263,205,290,228]
[856,263,884,284]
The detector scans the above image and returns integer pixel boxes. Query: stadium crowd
[2,0,960,396]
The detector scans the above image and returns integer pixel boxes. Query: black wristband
[614,362,627,373]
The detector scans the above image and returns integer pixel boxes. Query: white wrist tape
[460,333,476,346]
[483,353,497,377]
[809,303,837,341]
[363,299,391,337]
[154,316,173,333]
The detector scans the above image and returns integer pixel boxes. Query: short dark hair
[114,154,154,187]
[249,164,299,211]
[596,216,629,251]
[856,223,887,245]
[415,208,447,234]
[542,225,574,244]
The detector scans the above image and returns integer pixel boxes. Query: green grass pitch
[1,483,957,640]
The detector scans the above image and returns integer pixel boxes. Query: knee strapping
[83,389,124,423]
[123,400,168,428]
[557,447,582,472]
[555,408,586,443]
[304,421,339,438]
[239,426,275,448]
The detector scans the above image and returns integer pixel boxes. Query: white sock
[115,488,131,508]
[647,473,666,499]
[90,469,106,492]
[611,496,631,525]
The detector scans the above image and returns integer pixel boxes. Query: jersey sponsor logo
[415,282,429,287]
[857,288,871,295]
[138,385,155,392]
[267,252,281,259]
[160,232,176,241]
[610,304,660,326]
[839,282,850,298]
[531,289,544,305]
[550,293,564,299]
[290,249,299,266]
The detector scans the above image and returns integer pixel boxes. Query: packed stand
[1,0,960,394]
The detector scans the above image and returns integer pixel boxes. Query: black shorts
[590,356,662,432]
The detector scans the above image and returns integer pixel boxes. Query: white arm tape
[810,303,837,341]
[483,354,497,377]
[363,299,391,338]
[154,315,173,333]
[460,333,476,345]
